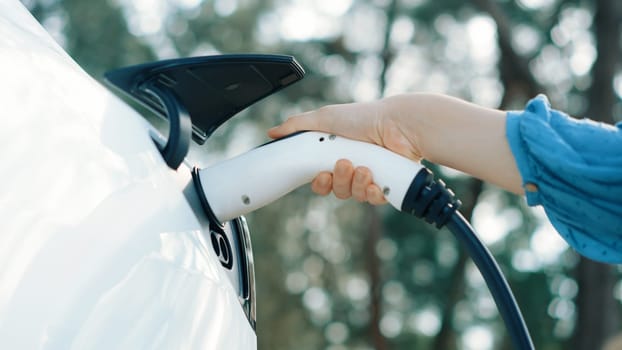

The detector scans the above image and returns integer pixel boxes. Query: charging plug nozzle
[193,131,424,223]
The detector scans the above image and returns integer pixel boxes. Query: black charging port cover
[104,54,305,168]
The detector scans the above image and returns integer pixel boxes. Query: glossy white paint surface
[0,2,256,348]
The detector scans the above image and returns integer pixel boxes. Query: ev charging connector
[192,131,535,350]
[194,131,426,222]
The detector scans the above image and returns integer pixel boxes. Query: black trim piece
[233,216,256,330]
[141,83,192,170]
[104,54,305,145]
[191,167,223,226]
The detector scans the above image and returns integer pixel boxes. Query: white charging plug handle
[197,131,424,222]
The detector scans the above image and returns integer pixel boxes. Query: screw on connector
[383,187,390,196]
[242,195,251,205]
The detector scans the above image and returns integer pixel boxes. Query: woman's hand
[268,99,422,205]
[268,99,422,160]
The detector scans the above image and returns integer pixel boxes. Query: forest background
[22,0,622,348]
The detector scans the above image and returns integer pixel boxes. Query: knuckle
[334,188,351,199]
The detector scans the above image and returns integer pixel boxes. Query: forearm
[383,93,524,194]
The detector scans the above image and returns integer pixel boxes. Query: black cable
[446,212,534,350]
[402,168,534,350]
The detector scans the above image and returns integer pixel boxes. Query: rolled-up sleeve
[506,94,622,263]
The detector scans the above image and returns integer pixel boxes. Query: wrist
[377,93,427,161]
[385,93,522,193]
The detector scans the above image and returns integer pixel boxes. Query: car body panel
[0,1,256,348]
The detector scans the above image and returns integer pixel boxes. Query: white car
[0,1,303,348]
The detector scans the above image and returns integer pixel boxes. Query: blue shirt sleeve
[506,94,622,263]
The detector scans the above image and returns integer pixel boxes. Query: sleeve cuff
[505,95,549,207]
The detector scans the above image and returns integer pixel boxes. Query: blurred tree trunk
[363,1,398,349]
[470,0,543,102]
[366,205,389,350]
[572,1,621,349]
